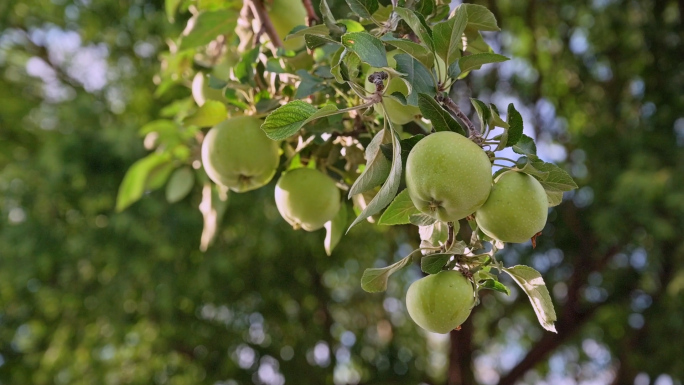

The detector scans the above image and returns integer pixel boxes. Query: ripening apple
[269,0,307,51]
[405,132,492,222]
[275,168,341,231]
[192,72,225,107]
[475,171,548,243]
[201,116,280,192]
[406,270,475,334]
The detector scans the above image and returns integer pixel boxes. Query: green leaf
[324,203,347,256]
[341,32,387,68]
[166,167,195,203]
[345,0,379,19]
[421,254,451,274]
[470,98,490,134]
[348,128,403,231]
[305,34,340,50]
[179,10,239,51]
[183,100,227,127]
[394,7,434,50]
[165,0,182,22]
[458,53,509,74]
[261,102,342,141]
[512,134,537,156]
[409,213,436,226]
[503,265,557,333]
[506,103,524,147]
[320,0,346,36]
[294,70,325,99]
[546,190,564,207]
[361,251,414,292]
[349,130,391,197]
[433,6,467,66]
[116,153,172,212]
[380,134,424,167]
[529,161,579,192]
[382,36,434,69]
[463,4,500,31]
[415,0,435,17]
[234,48,260,85]
[378,189,421,225]
[394,54,435,106]
[286,24,330,40]
[341,52,362,82]
[516,160,550,180]
[463,29,492,54]
[330,47,345,83]
[418,93,467,135]
[480,279,511,295]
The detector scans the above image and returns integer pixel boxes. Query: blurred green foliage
[1,0,682,385]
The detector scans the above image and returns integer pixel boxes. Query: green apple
[192,72,225,107]
[275,168,341,231]
[405,132,492,222]
[269,0,307,51]
[201,116,280,192]
[475,171,548,243]
[406,270,475,334]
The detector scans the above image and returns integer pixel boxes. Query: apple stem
[444,221,456,253]
[436,94,480,139]
[247,0,283,48]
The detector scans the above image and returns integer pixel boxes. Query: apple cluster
[201,116,342,232]
[403,131,549,334]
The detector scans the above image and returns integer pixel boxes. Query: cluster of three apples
[403,131,549,334]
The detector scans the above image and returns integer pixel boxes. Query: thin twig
[436,94,479,138]
[248,0,283,48]
[301,0,320,26]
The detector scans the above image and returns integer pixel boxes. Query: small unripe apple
[192,72,225,106]
[406,270,475,334]
[275,168,341,231]
[475,171,548,243]
[269,0,307,51]
[405,132,492,222]
[201,116,280,192]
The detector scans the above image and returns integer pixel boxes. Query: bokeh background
[1,0,683,384]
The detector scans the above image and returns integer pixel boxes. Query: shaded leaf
[324,203,347,256]
[421,254,451,274]
[418,93,466,135]
[503,265,557,333]
[345,0,379,19]
[506,103,524,147]
[512,134,537,156]
[394,7,434,49]
[361,251,414,292]
[480,279,511,295]
[463,4,500,31]
[458,53,509,73]
[409,213,436,226]
[394,54,435,106]
[348,128,403,231]
[349,130,391,197]
[382,36,434,69]
[378,189,421,225]
[433,6,467,65]
[341,32,387,68]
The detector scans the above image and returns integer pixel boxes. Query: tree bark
[447,307,476,385]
